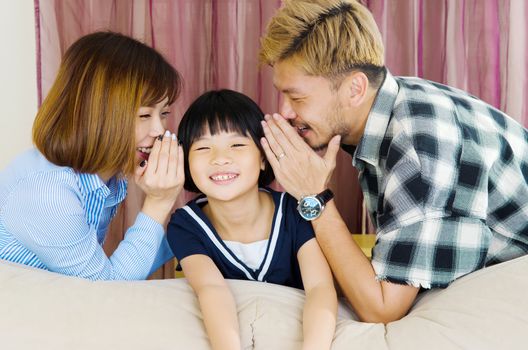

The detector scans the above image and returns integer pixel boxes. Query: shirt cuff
[136,212,165,237]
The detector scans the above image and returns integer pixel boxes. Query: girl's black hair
[177,89,275,193]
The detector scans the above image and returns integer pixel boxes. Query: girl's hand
[135,130,185,225]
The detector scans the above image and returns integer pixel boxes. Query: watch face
[298,196,322,221]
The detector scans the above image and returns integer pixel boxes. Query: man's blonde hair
[260,0,385,86]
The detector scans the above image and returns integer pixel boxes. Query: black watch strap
[316,189,334,205]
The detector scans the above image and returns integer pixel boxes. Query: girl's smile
[209,171,240,185]
[189,130,263,202]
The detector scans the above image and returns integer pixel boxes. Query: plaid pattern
[350,70,528,288]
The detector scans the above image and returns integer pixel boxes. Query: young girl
[167,89,337,350]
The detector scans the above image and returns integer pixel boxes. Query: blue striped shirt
[0,149,173,280]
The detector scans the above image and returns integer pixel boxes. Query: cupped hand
[135,130,185,225]
[260,113,341,200]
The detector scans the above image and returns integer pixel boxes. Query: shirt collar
[353,69,399,168]
[78,173,128,203]
[106,176,128,207]
[78,173,109,197]
[78,172,128,226]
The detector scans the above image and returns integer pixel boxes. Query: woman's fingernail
[172,133,176,140]
[139,160,146,167]
[164,130,171,137]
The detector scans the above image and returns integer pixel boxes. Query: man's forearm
[311,202,417,323]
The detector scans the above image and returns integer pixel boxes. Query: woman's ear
[260,158,266,171]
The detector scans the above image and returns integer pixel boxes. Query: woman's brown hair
[33,31,181,175]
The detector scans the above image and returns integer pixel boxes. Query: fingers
[137,130,183,205]
[145,133,164,176]
[167,133,179,176]
[261,116,284,159]
[262,113,301,162]
[176,145,185,183]
[260,137,281,172]
[144,130,176,178]
[157,130,172,174]
[323,135,341,167]
[134,159,148,183]
[273,113,310,151]
[262,113,305,151]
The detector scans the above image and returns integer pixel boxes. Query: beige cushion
[386,255,528,350]
[0,255,526,349]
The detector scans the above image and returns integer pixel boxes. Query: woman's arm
[2,173,169,280]
[298,238,337,350]
[180,254,241,350]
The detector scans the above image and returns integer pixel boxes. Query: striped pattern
[182,191,286,282]
[168,189,313,289]
[0,219,44,269]
[0,149,172,280]
[182,205,256,280]
[257,194,284,281]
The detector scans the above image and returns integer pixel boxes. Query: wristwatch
[297,189,334,221]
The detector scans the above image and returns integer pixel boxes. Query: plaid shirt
[348,70,528,288]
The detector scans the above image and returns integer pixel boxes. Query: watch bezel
[297,194,324,221]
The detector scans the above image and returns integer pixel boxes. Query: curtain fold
[35,0,527,278]
[366,0,527,123]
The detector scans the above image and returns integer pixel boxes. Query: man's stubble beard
[309,102,349,152]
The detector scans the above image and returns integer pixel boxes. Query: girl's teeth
[211,174,237,181]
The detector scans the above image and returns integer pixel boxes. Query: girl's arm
[298,238,337,350]
[180,254,241,350]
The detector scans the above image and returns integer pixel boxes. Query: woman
[0,31,184,280]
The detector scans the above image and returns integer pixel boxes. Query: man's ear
[340,71,369,108]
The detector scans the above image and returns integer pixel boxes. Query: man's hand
[260,113,341,199]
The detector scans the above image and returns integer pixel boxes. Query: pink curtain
[365,0,528,123]
[36,0,282,119]
[35,0,527,277]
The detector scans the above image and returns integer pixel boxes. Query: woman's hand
[135,130,185,225]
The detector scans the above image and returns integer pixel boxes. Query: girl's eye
[139,114,151,119]
[232,144,246,148]
[194,147,210,151]
[161,111,171,118]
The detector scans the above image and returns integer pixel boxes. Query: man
[258,0,528,323]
